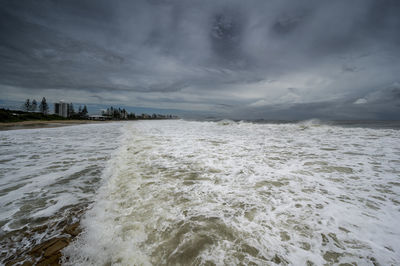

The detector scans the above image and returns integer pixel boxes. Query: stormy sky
[0,0,399,119]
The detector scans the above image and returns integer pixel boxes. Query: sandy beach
[0,120,114,131]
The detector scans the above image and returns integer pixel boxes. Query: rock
[33,237,70,266]
[4,256,33,266]
[2,204,87,266]
[30,225,48,234]
[29,238,60,257]
[63,222,81,237]
[27,237,69,266]
[37,252,62,266]
[5,257,27,266]
[43,238,70,257]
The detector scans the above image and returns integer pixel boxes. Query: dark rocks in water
[30,237,70,266]
[63,222,81,237]
[2,207,85,266]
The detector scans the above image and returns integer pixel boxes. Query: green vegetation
[0,109,67,123]
[1,98,178,123]
[39,97,49,114]
[70,105,88,119]
[24,98,48,113]
[102,106,177,120]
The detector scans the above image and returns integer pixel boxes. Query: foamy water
[57,120,400,265]
[0,122,124,263]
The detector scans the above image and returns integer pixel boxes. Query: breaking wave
[63,120,400,265]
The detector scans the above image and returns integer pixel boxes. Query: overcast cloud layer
[0,0,399,119]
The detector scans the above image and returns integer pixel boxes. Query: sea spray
[63,123,153,265]
[0,122,125,264]
[63,120,400,265]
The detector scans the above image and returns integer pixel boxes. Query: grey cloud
[0,0,399,119]
[358,84,400,104]
[234,84,400,120]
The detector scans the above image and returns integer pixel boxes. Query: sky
[0,0,399,119]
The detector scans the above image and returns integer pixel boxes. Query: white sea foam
[0,122,124,262]
[63,120,400,265]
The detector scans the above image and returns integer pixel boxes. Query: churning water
[1,120,400,265]
[0,122,123,263]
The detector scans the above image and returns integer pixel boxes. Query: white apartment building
[54,101,70,117]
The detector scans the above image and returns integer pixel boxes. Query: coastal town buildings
[54,101,70,117]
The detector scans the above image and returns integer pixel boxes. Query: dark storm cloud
[0,0,399,118]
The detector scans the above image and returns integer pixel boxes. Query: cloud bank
[0,0,399,119]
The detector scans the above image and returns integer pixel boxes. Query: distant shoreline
[0,120,117,131]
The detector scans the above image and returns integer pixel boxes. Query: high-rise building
[54,101,70,117]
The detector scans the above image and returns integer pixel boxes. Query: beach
[0,120,114,131]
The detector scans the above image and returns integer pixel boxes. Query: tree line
[23,98,89,118]
[20,99,177,120]
[69,104,88,119]
[102,106,176,120]
[102,106,128,119]
[23,97,49,114]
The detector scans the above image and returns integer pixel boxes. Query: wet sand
[0,120,114,131]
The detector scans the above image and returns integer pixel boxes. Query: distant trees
[31,99,37,112]
[70,104,88,119]
[19,98,177,120]
[69,103,75,115]
[101,106,129,119]
[39,97,49,114]
[23,98,38,112]
[24,99,30,111]
[100,105,175,120]
[127,112,136,119]
[82,105,88,116]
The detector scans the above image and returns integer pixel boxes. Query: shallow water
[56,120,400,265]
[0,122,123,263]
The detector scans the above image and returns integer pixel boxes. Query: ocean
[1,120,399,265]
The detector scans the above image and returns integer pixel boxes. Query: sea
[0,119,399,265]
